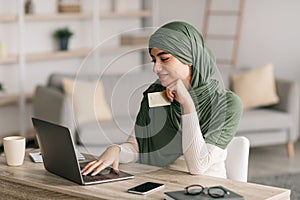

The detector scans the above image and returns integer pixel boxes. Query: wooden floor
[248,139,300,179]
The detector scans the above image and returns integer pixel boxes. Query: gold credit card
[148,91,171,108]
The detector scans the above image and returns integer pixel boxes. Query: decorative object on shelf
[120,31,150,46]
[53,27,74,51]
[0,41,7,58]
[0,82,3,92]
[25,0,34,15]
[58,0,81,13]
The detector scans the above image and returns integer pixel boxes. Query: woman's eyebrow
[150,52,170,57]
[157,52,169,56]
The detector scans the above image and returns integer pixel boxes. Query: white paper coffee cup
[3,136,26,166]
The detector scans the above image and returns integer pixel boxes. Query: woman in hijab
[82,21,242,178]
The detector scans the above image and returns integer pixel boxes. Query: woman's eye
[151,59,156,63]
[161,57,170,62]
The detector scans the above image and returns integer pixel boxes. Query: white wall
[239,0,300,80]
[157,0,300,80]
[1,0,300,135]
[157,0,300,132]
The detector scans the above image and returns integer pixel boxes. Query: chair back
[225,136,250,182]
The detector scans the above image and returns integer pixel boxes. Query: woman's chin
[159,80,168,87]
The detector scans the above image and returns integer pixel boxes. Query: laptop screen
[32,118,134,185]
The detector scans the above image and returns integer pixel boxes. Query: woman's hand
[81,145,121,176]
[166,79,196,114]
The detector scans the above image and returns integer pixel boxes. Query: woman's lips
[158,74,168,81]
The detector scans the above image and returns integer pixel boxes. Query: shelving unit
[0,11,152,22]
[0,52,83,65]
[25,12,92,21]
[100,10,151,18]
[0,6,153,65]
[0,93,33,107]
[0,0,156,137]
[0,55,18,65]
[0,45,150,65]
[0,14,17,22]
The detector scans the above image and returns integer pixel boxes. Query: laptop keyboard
[80,162,118,183]
[83,174,109,182]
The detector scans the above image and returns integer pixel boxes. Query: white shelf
[0,10,152,23]
[24,12,92,21]
[0,92,33,106]
[0,45,149,64]
[102,44,148,54]
[0,14,17,22]
[0,55,18,64]
[0,13,91,22]
[0,48,91,64]
[26,48,92,62]
[100,10,152,18]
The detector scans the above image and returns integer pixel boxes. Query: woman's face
[150,48,192,87]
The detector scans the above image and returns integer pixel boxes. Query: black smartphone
[127,182,165,195]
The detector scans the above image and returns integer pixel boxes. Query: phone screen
[128,182,165,195]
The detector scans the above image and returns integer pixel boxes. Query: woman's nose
[153,63,162,73]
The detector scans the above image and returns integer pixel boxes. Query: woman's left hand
[166,79,196,114]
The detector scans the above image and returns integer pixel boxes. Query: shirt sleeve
[182,112,227,175]
[117,130,139,163]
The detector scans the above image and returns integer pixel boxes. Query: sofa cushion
[231,64,279,109]
[237,109,292,132]
[48,72,157,118]
[48,73,99,91]
[47,73,76,91]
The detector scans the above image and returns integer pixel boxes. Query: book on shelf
[165,186,244,200]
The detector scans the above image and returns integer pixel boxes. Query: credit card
[148,91,171,108]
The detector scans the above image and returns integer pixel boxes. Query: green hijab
[135,21,242,167]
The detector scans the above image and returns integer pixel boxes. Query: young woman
[82,21,242,178]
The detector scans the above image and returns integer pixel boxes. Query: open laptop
[31,117,134,185]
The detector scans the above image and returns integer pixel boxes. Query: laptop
[31,117,134,185]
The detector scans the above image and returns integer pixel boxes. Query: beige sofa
[216,66,299,158]
[33,69,299,157]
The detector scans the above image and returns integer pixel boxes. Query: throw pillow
[230,64,279,109]
[62,78,112,124]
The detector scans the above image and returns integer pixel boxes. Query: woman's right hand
[81,145,121,176]
[166,79,196,114]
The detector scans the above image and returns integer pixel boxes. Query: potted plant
[0,82,4,96]
[53,27,74,51]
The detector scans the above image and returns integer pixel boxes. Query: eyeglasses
[185,184,230,198]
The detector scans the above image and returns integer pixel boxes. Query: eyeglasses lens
[208,187,226,198]
[187,186,203,195]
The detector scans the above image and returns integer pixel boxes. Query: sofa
[33,71,157,156]
[216,65,299,158]
[33,68,299,157]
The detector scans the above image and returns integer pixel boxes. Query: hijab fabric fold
[135,21,242,167]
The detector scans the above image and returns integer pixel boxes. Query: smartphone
[127,182,165,195]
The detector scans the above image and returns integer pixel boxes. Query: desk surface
[0,150,290,200]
